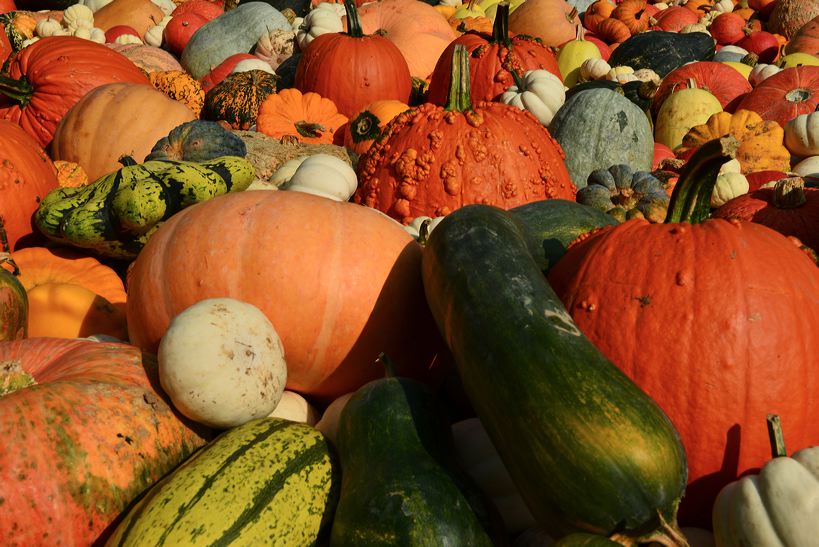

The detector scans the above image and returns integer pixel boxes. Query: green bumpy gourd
[35,156,256,259]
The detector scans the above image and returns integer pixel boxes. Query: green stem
[491,2,511,48]
[295,121,327,138]
[767,414,787,458]
[511,69,526,91]
[344,0,364,38]
[118,156,138,167]
[664,136,739,224]
[445,44,472,112]
[0,74,34,108]
[376,352,397,378]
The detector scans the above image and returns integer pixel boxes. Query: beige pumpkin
[508,0,579,48]
[268,390,319,425]
[158,297,288,430]
[92,0,164,36]
[50,82,196,181]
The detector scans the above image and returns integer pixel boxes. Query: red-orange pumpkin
[0,337,210,545]
[426,3,562,106]
[651,61,753,119]
[296,0,411,118]
[125,190,450,402]
[0,120,59,251]
[355,45,575,224]
[0,36,151,147]
[648,6,699,32]
[547,138,819,528]
[736,65,819,128]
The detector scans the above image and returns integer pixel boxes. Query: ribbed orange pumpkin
[126,190,449,402]
[355,45,575,224]
[548,138,819,528]
[0,120,59,251]
[0,337,210,545]
[736,66,819,128]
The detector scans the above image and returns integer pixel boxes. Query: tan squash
[92,0,165,37]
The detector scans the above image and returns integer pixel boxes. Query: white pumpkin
[748,63,782,86]
[158,297,288,429]
[268,390,319,425]
[784,111,819,157]
[791,155,819,186]
[315,392,354,446]
[281,154,358,201]
[72,26,93,39]
[270,157,309,187]
[254,28,297,70]
[499,69,565,126]
[114,33,143,44]
[144,22,166,47]
[578,58,611,82]
[62,3,95,31]
[711,0,734,12]
[711,158,748,207]
[606,65,638,83]
[230,58,276,75]
[35,17,63,37]
[296,2,343,51]
[88,27,107,43]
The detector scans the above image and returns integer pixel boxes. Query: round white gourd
[281,154,358,201]
[158,298,287,429]
[268,390,319,425]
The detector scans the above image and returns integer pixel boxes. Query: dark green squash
[421,204,688,543]
[147,120,247,161]
[548,88,654,190]
[203,69,278,130]
[576,165,670,223]
[565,79,655,120]
[330,359,504,546]
[608,30,716,78]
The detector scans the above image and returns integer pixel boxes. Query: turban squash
[548,137,819,528]
[354,44,575,224]
[0,337,210,545]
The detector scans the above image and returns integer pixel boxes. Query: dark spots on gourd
[616,110,628,132]
[117,432,135,445]
[635,295,651,307]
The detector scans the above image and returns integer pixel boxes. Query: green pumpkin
[576,165,670,223]
[147,120,247,162]
[204,70,278,131]
[608,31,716,78]
[548,88,654,190]
[0,253,27,343]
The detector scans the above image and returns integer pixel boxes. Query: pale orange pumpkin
[125,190,450,401]
[92,0,165,37]
[50,83,196,182]
[508,0,580,47]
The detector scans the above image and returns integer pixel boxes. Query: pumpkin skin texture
[0,36,151,148]
[0,337,210,545]
[50,83,197,182]
[126,190,449,402]
[0,120,59,251]
[507,0,579,48]
[92,0,164,38]
[547,219,819,528]
[106,43,184,74]
[736,66,819,128]
[149,69,205,118]
[295,1,412,118]
[784,14,819,55]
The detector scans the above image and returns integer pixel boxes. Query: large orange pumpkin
[507,0,579,47]
[126,190,449,401]
[0,337,210,545]
[547,137,819,528]
[0,120,59,251]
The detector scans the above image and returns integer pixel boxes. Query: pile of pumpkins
[2,0,819,543]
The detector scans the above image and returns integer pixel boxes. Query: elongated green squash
[181,2,290,80]
[107,418,339,546]
[421,204,688,544]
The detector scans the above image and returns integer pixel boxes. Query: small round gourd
[268,390,319,425]
[158,297,287,429]
[281,154,357,201]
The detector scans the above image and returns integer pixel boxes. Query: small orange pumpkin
[256,89,348,145]
[595,17,631,44]
[343,99,409,155]
[611,0,651,35]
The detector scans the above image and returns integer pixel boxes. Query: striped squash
[107,418,340,545]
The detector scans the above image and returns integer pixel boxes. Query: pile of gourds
[1,0,819,543]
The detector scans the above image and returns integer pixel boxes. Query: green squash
[576,165,670,223]
[0,252,27,342]
[146,120,247,162]
[548,88,654,190]
[181,2,290,80]
[608,31,716,78]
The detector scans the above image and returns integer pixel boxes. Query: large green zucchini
[608,31,716,78]
[421,205,688,543]
[106,418,339,546]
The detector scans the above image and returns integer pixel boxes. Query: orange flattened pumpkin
[256,88,348,145]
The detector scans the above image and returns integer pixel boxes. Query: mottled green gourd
[146,120,247,161]
[0,240,27,343]
[576,165,670,223]
[330,357,503,546]
[34,156,255,259]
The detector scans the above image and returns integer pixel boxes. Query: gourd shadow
[678,423,759,530]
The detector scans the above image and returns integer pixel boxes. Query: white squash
[579,58,611,82]
[268,390,319,425]
[254,28,296,70]
[72,26,93,40]
[281,154,358,201]
[296,2,343,51]
[230,58,276,75]
[114,33,143,44]
[88,27,107,43]
[62,3,95,31]
[606,65,638,83]
[748,63,782,86]
[711,158,748,207]
[499,69,565,126]
[713,415,819,547]
[270,157,309,187]
[784,111,819,157]
[315,392,354,446]
[791,155,819,186]
[35,17,63,37]
[711,0,734,12]
[144,23,165,47]
[158,297,288,429]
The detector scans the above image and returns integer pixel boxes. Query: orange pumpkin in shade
[355,45,576,224]
[126,190,450,402]
[296,0,411,118]
[256,88,348,145]
[0,337,210,546]
[548,137,819,528]
[343,99,409,156]
[0,120,59,251]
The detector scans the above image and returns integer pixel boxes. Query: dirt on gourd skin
[0,360,35,396]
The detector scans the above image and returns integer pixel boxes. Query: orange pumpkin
[50,82,197,182]
[595,17,632,44]
[508,0,579,47]
[125,190,450,401]
[256,88,348,145]
[611,0,651,35]
[92,0,165,37]
[583,0,617,33]
[343,99,409,155]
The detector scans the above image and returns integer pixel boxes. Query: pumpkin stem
[344,0,364,38]
[766,414,787,458]
[664,136,740,224]
[510,69,526,91]
[118,156,138,167]
[376,352,397,378]
[0,74,34,107]
[350,110,381,144]
[445,44,472,113]
[491,2,512,48]
[773,177,807,209]
[294,121,327,138]
[740,52,758,67]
